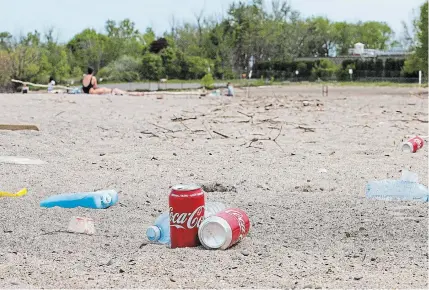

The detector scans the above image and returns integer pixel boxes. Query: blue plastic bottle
[366,171,429,202]
[40,190,118,209]
[146,212,171,244]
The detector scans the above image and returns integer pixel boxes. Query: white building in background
[353,43,365,55]
[348,42,411,57]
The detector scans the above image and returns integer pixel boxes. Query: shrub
[184,56,212,79]
[201,73,214,89]
[99,55,140,82]
[140,53,164,80]
[310,59,338,81]
[0,50,13,88]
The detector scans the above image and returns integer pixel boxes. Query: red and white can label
[407,136,424,153]
[169,184,205,248]
[216,208,251,248]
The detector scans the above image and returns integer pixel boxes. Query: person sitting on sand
[48,77,55,93]
[82,67,143,96]
[226,82,234,97]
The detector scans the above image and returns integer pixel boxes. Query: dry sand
[0,85,428,289]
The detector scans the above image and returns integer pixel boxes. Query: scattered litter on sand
[0,188,27,197]
[0,156,46,165]
[0,124,39,131]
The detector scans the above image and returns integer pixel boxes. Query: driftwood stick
[11,79,70,90]
[141,131,159,138]
[179,120,192,132]
[171,116,198,122]
[273,125,283,142]
[148,122,178,133]
[0,124,39,131]
[213,131,230,139]
[202,122,213,138]
[297,125,315,133]
[237,111,253,118]
[246,126,284,152]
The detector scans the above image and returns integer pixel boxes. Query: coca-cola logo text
[225,209,247,241]
[170,206,205,229]
[413,138,423,149]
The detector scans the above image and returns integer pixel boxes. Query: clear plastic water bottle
[146,201,226,244]
[366,171,429,202]
[40,190,118,209]
[146,212,170,244]
[204,201,226,217]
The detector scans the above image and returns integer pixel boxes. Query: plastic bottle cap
[146,226,161,241]
[102,194,112,204]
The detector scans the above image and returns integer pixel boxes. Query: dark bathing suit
[82,77,94,94]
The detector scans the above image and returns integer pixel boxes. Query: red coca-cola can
[402,136,424,153]
[169,184,205,248]
[198,208,250,250]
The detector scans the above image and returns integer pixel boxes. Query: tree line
[0,0,427,89]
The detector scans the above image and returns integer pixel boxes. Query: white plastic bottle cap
[146,226,161,241]
[102,194,112,204]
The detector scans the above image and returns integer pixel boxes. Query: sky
[0,0,424,42]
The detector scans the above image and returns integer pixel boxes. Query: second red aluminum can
[169,184,205,248]
[402,136,424,153]
[198,208,251,250]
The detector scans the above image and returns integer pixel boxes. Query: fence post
[419,71,422,86]
[322,85,328,97]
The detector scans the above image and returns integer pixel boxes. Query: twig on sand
[179,120,192,132]
[55,111,65,117]
[257,117,280,124]
[247,126,284,152]
[237,111,254,124]
[148,122,180,133]
[0,124,39,131]
[296,125,315,133]
[237,111,253,118]
[390,118,428,124]
[213,131,230,139]
[141,131,159,138]
[171,116,198,122]
[202,122,213,138]
[414,118,428,123]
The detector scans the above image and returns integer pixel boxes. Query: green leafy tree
[184,55,212,79]
[161,46,182,79]
[404,1,428,75]
[332,22,357,55]
[311,59,338,81]
[99,55,140,82]
[0,50,13,88]
[140,53,164,80]
[0,31,12,51]
[355,21,393,50]
[201,73,214,89]
[67,29,109,72]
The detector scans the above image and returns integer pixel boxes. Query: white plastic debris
[400,170,419,183]
[67,217,95,235]
[0,156,47,165]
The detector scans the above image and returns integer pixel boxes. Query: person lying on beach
[82,67,144,96]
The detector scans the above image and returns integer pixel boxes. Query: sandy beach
[0,85,427,289]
